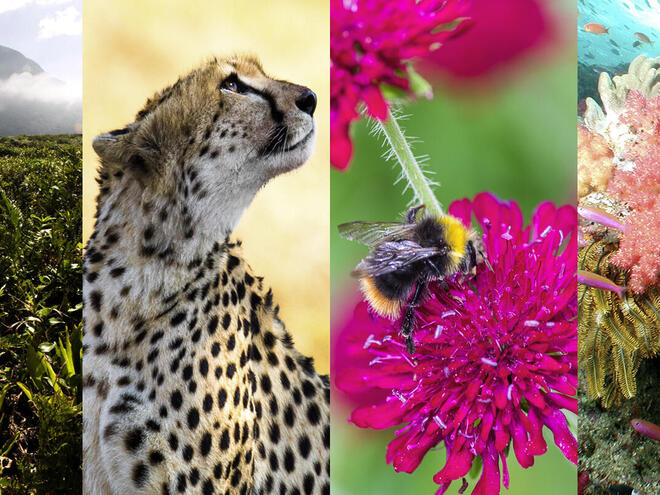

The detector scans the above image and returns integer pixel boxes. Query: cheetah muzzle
[83,56,329,495]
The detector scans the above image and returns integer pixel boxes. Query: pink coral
[336,193,577,494]
[577,122,614,199]
[608,91,660,292]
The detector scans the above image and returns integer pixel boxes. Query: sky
[0,0,81,86]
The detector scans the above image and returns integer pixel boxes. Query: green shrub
[0,135,82,493]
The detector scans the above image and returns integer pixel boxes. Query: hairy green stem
[378,109,443,217]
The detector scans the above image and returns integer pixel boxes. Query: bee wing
[351,240,440,278]
[337,221,416,247]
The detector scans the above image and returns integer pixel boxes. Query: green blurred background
[330,6,577,495]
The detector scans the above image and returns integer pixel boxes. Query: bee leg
[401,281,425,353]
[479,249,494,272]
[427,259,442,277]
[406,204,426,223]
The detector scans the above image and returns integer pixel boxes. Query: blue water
[578,0,659,66]
[578,0,659,101]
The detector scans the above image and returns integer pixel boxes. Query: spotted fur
[82,56,328,495]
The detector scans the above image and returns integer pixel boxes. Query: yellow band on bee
[437,215,467,256]
[360,277,402,319]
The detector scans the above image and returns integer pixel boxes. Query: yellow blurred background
[83,0,329,373]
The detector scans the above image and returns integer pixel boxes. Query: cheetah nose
[295,88,317,116]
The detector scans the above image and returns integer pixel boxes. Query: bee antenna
[406,204,425,223]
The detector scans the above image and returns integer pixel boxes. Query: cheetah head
[92,55,316,237]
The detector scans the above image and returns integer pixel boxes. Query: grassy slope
[0,135,82,494]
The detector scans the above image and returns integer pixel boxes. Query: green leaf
[406,64,433,100]
[26,345,45,380]
[15,382,33,402]
[38,342,56,353]
[58,329,75,377]
[380,84,410,102]
[0,384,11,411]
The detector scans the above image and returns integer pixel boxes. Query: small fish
[578,205,626,230]
[609,39,619,48]
[633,40,642,48]
[630,418,660,441]
[634,32,653,45]
[585,52,595,59]
[611,48,620,55]
[584,23,609,35]
[578,270,626,298]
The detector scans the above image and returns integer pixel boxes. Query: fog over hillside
[0,45,81,136]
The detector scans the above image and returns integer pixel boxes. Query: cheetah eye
[219,74,248,94]
[221,79,239,93]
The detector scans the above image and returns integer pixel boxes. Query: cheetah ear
[93,122,160,176]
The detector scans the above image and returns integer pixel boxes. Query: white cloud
[0,71,81,105]
[0,0,32,14]
[0,0,70,14]
[37,5,80,39]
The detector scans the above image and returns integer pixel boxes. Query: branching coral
[607,91,660,292]
[584,55,660,139]
[578,240,660,407]
[577,123,614,200]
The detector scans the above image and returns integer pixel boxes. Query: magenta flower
[336,192,578,494]
[330,0,470,169]
[421,0,555,82]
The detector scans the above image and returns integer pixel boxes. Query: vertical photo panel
[331,0,578,494]
[82,1,329,494]
[577,1,659,494]
[0,0,82,492]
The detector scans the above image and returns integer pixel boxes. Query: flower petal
[448,197,474,227]
[433,447,475,484]
[542,409,577,465]
[472,444,501,495]
[363,86,390,121]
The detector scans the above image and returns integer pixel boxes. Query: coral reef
[579,55,660,293]
[578,53,660,495]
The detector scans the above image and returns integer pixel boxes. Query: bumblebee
[338,205,483,353]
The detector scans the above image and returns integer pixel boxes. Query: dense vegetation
[0,135,82,493]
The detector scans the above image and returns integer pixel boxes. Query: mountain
[0,45,44,79]
[0,45,80,137]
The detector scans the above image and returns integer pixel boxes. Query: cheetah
[82,56,329,495]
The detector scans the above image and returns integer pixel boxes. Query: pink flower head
[336,192,578,494]
[330,0,470,169]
